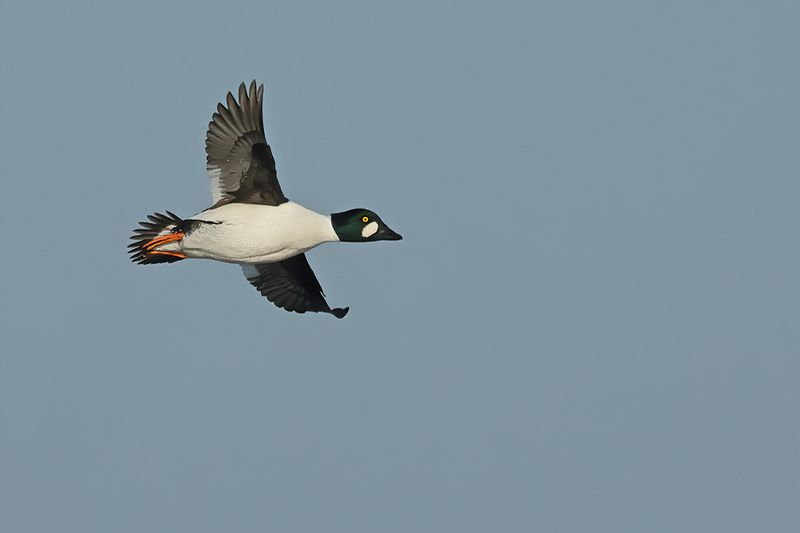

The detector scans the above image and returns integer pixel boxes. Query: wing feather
[205,81,287,206]
[242,255,349,318]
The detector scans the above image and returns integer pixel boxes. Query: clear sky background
[1,2,798,532]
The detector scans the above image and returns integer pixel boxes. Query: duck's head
[331,208,403,242]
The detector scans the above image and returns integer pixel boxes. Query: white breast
[180,202,339,263]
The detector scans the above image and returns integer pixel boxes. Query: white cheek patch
[361,221,379,238]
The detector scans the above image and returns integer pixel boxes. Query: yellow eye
[362,216,369,223]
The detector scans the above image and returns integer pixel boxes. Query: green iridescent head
[331,209,403,243]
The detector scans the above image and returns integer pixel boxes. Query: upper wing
[242,255,349,319]
[205,81,288,206]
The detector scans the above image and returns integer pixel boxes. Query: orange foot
[147,250,188,259]
[143,232,185,251]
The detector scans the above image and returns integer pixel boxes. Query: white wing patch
[362,221,379,238]
[207,167,224,203]
[241,263,259,280]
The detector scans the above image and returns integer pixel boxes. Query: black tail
[128,211,187,264]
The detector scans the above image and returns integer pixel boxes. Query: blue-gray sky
[1,2,798,532]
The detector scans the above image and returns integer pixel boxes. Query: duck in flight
[129,81,402,318]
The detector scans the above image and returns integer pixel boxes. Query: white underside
[171,201,339,264]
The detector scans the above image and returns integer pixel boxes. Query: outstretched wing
[206,80,288,206]
[242,255,349,318]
